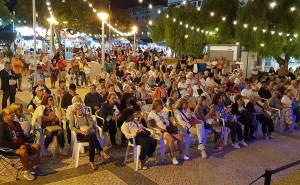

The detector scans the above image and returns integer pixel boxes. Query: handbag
[45,125,62,132]
[154,112,178,134]
[166,125,178,134]
[179,110,199,127]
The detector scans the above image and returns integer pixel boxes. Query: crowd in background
[1,48,300,180]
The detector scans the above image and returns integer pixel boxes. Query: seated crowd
[1,54,300,180]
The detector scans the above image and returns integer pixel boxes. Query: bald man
[184,87,198,111]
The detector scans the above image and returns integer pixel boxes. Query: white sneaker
[24,170,35,181]
[44,149,51,156]
[80,146,85,154]
[60,148,68,156]
[179,154,190,160]
[197,144,205,151]
[172,157,179,165]
[201,150,208,158]
[238,140,248,147]
[232,143,240,149]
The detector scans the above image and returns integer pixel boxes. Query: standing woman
[70,103,110,170]
[50,59,59,89]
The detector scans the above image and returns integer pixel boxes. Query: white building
[127,5,164,39]
[167,0,203,7]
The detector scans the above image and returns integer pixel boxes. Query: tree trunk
[51,26,55,55]
[275,55,290,68]
[57,29,62,52]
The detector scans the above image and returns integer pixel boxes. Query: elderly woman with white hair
[70,103,110,170]
[147,75,157,88]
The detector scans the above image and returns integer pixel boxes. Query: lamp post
[97,12,109,65]
[47,17,58,59]
[132,26,137,55]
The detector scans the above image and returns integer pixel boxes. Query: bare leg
[172,133,184,154]
[31,144,40,166]
[15,149,29,170]
[163,133,175,158]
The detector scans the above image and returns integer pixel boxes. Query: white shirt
[178,82,188,97]
[193,63,198,73]
[148,110,169,130]
[281,95,292,108]
[251,65,261,75]
[148,70,156,78]
[241,89,253,97]
[206,77,218,87]
[200,78,206,87]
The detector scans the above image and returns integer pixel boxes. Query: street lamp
[97,12,109,65]
[47,17,58,59]
[132,26,137,54]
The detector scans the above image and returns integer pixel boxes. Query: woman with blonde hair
[174,98,208,158]
[148,100,186,165]
[10,103,32,138]
[70,103,110,170]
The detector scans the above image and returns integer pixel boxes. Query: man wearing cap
[0,62,18,108]
[61,84,77,109]
[32,78,51,97]
[27,87,45,113]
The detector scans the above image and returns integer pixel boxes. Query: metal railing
[250,160,300,185]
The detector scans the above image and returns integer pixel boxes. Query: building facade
[127,5,164,39]
[167,0,203,7]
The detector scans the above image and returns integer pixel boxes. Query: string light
[253,27,257,31]
[270,1,276,9]
[222,17,226,21]
[46,1,55,18]
[83,1,135,36]
[210,12,214,17]
[290,6,296,12]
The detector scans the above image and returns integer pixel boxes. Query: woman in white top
[178,76,188,97]
[148,100,187,165]
[174,98,208,158]
[121,108,157,170]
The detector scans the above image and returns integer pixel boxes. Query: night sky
[111,0,166,10]
[5,0,167,11]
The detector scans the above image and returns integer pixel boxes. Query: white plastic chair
[71,131,90,168]
[123,135,142,171]
[95,111,111,148]
[144,112,167,163]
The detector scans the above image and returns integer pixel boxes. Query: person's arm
[69,116,82,134]
[231,103,241,115]
[245,102,255,113]
[44,85,51,95]
[174,110,190,128]
[61,95,68,109]
[0,124,14,149]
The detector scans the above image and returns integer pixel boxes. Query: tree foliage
[150,0,300,65]
[0,0,14,26]
[0,30,15,55]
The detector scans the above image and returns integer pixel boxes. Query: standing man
[71,55,80,86]
[0,62,18,109]
[58,55,67,81]
[251,61,261,77]
[12,54,24,92]
[23,50,31,76]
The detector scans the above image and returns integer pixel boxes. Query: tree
[110,9,136,32]
[15,0,110,52]
[0,0,14,26]
[0,30,15,56]
[235,0,300,66]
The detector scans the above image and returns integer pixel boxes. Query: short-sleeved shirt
[148,110,169,130]
[8,124,23,147]
[166,97,176,108]
[269,97,282,108]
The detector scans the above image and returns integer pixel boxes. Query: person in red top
[153,81,168,103]
[0,108,45,180]
[58,55,67,81]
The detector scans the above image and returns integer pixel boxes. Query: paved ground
[1,63,300,184]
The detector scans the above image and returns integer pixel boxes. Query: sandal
[101,152,111,160]
[89,163,99,170]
